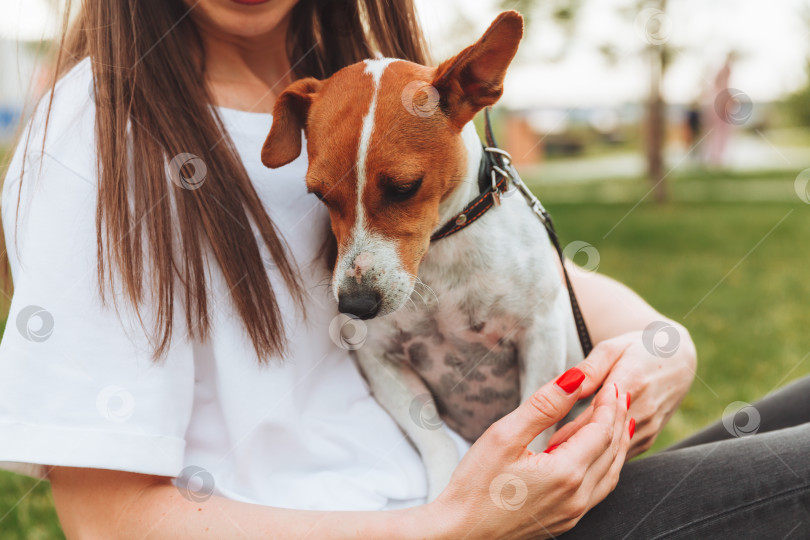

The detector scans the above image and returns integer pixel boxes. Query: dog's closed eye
[383,177,423,202]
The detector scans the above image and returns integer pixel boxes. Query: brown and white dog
[261,11,582,500]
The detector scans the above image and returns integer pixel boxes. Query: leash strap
[430,108,594,357]
[541,213,594,357]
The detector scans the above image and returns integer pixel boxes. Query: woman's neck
[196,16,294,113]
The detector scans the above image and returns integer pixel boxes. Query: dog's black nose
[338,291,381,319]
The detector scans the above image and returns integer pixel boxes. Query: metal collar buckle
[485,147,515,207]
[485,146,550,225]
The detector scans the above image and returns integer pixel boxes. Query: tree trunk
[646,47,668,203]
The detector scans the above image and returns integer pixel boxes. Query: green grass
[0,473,63,540]
[1,177,809,536]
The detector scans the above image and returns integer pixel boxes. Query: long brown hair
[4,0,428,361]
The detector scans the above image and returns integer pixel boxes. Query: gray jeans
[561,375,810,539]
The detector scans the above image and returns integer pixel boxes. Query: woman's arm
[565,261,689,344]
[50,367,631,540]
[555,261,698,457]
[49,467,446,539]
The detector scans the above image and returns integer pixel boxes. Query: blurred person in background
[683,98,702,159]
[705,52,737,167]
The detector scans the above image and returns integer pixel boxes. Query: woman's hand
[547,325,696,458]
[428,367,632,540]
[560,260,698,458]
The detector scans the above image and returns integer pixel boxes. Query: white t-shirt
[0,58,468,511]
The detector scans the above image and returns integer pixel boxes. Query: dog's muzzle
[337,284,382,319]
[333,241,414,319]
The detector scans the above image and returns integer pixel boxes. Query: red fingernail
[543,443,560,454]
[626,392,631,409]
[629,418,636,439]
[614,383,618,398]
[555,368,585,394]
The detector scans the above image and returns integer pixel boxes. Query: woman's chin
[185,0,298,40]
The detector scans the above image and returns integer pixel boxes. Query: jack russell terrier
[261,11,588,501]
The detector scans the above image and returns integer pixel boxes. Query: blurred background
[2,0,810,538]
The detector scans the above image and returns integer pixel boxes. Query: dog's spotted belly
[386,318,522,443]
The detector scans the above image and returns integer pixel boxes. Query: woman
[0,1,806,538]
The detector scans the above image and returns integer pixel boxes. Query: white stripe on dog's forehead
[364,57,398,83]
[353,58,399,231]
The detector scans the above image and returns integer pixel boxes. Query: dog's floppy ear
[431,11,523,130]
[261,77,323,168]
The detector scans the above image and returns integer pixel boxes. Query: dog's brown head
[262,11,523,318]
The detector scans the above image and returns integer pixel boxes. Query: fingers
[589,400,633,506]
[543,386,632,520]
[544,381,622,448]
[549,381,622,469]
[491,367,586,451]
[583,390,630,479]
[545,402,594,448]
[626,417,658,459]
[577,340,632,397]
[535,385,632,528]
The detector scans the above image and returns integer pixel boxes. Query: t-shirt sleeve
[0,60,194,479]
